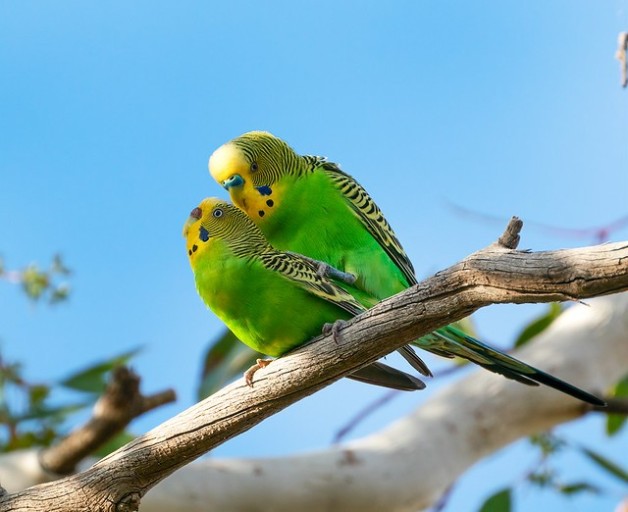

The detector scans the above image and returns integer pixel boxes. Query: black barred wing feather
[319,161,418,286]
[259,250,365,316]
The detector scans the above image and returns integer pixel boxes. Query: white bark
[3,293,625,511]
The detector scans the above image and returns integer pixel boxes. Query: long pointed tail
[398,345,433,377]
[348,361,426,391]
[414,325,605,406]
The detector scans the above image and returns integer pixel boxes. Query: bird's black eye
[213,208,223,218]
[251,161,259,173]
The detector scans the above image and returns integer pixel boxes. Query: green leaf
[607,414,626,436]
[606,374,628,436]
[528,432,564,456]
[51,254,71,275]
[201,328,241,377]
[580,447,628,483]
[198,328,262,398]
[527,470,556,488]
[515,303,563,347]
[28,385,50,407]
[3,427,58,451]
[60,348,141,393]
[557,482,600,495]
[49,285,70,304]
[17,402,87,422]
[21,266,49,301]
[478,488,511,512]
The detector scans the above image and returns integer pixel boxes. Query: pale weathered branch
[1,226,627,511]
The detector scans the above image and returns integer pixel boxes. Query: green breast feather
[186,197,425,391]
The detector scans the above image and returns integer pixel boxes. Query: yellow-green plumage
[185,197,425,390]
[208,131,605,406]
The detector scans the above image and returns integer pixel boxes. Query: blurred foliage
[606,374,628,435]
[0,254,139,452]
[514,302,563,348]
[0,254,71,304]
[61,348,141,394]
[478,488,511,512]
[0,351,139,452]
[520,431,626,497]
[579,445,628,483]
[198,328,262,399]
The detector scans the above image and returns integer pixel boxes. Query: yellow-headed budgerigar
[208,131,604,405]
[184,197,426,390]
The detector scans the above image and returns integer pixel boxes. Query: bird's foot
[322,319,348,344]
[244,358,273,387]
[316,262,356,285]
[286,252,356,284]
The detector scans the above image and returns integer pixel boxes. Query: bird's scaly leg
[322,319,348,344]
[315,262,356,284]
[286,252,356,285]
[244,358,273,387]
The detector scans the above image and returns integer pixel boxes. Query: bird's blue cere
[255,185,273,196]
[222,174,244,190]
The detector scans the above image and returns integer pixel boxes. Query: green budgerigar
[184,197,426,391]
[208,131,604,406]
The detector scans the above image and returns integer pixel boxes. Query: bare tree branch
[592,398,628,415]
[0,224,626,511]
[39,367,176,475]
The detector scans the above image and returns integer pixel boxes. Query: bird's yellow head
[208,131,301,223]
[183,197,267,264]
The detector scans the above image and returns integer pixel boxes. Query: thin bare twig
[591,398,628,415]
[616,32,628,88]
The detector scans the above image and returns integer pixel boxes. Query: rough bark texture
[0,235,626,512]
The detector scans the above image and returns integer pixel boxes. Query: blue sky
[1,1,627,510]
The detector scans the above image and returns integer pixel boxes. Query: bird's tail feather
[348,361,426,391]
[415,325,605,406]
[397,345,433,377]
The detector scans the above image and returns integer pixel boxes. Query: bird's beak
[182,207,202,237]
[222,174,245,190]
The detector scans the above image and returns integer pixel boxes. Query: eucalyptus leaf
[60,348,141,393]
[515,303,562,347]
[478,488,511,512]
[580,447,628,483]
[606,374,628,436]
[558,482,600,495]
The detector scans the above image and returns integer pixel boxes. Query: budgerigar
[208,131,604,405]
[184,197,426,391]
